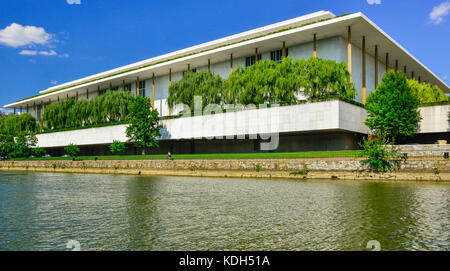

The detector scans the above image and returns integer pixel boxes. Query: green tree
[65,144,80,157]
[110,140,127,154]
[0,113,36,135]
[168,71,224,111]
[407,79,448,104]
[302,57,356,102]
[365,71,421,140]
[223,60,279,105]
[8,133,38,158]
[126,96,162,155]
[41,90,135,130]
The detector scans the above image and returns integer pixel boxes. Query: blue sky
[0,0,449,109]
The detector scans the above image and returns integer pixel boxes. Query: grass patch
[8,150,360,161]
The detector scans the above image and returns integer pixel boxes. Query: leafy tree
[365,71,421,140]
[0,134,14,158]
[0,113,36,135]
[407,79,448,104]
[224,60,280,105]
[302,57,356,102]
[65,144,80,157]
[110,140,127,154]
[8,133,38,158]
[358,134,400,172]
[42,90,135,130]
[126,96,162,155]
[274,58,305,105]
[168,70,224,111]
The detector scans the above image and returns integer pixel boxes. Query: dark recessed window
[139,80,146,97]
[245,54,262,68]
[270,48,288,63]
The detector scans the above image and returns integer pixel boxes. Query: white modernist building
[4,11,449,155]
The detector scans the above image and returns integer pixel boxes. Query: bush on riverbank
[358,134,401,172]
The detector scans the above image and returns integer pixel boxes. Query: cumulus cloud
[39,50,57,56]
[0,23,52,48]
[19,49,69,57]
[19,50,37,55]
[367,0,381,4]
[429,1,450,24]
[67,0,81,4]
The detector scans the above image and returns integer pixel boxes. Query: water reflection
[0,172,448,251]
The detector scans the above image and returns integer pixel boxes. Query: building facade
[4,11,449,155]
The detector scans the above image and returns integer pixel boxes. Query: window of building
[111,86,119,91]
[99,89,107,95]
[270,48,288,63]
[139,80,146,97]
[124,83,132,92]
[36,104,42,120]
[245,54,262,68]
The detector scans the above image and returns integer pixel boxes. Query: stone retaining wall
[396,144,450,157]
[1,157,448,173]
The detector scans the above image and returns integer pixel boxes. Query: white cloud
[443,75,449,80]
[19,50,37,55]
[18,49,69,58]
[67,0,81,4]
[50,80,58,85]
[0,23,52,48]
[39,50,57,56]
[430,1,450,24]
[367,0,381,4]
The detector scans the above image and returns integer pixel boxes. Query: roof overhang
[5,12,449,108]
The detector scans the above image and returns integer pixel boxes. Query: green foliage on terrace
[407,79,448,104]
[168,70,224,111]
[41,90,135,130]
[365,71,421,140]
[0,113,37,135]
[168,57,357,109]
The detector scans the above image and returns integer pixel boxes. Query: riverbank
[1,157,448,181]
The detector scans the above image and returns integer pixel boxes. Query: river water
[0,171,448,251]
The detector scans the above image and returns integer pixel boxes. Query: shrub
[407,79,448,104]
[365,71,421,141]
[110,140,127,154]
[64,144,80,157]
[358,135,400,172]
[32,147,46,157]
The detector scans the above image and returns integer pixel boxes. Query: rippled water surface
[0,171,448,251]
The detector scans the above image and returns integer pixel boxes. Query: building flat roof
[5,11,449,108]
